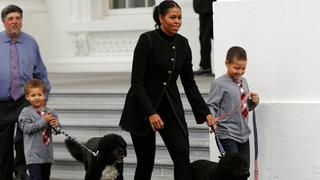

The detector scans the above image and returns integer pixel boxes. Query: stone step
[51,174,173,180]
[51,127,209,180]
[50,109,209,129]
[47,73,213,180]
[48,92,209,111]
[52,127,209,147]
[48,93,126,110]
[50,165,174,180]
[51,137,208,179]
[51,152,177,179]
[53,137,209,160]
[53,140,209,163]
[48,92,210,180]
[54,126,209,142]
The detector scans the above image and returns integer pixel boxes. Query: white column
[70,0,92,22]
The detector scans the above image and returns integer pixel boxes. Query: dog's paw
[100,165,118,180]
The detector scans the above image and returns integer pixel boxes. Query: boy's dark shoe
[193,67,214,76]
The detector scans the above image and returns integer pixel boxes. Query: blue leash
[211,128,226,156]
[252,109,259,180]
[252,110,258,160]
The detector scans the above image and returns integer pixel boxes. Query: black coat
[193,0,216,14]
[119,30,210,136]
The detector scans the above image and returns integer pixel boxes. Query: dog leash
[252,109,259,180]
[53,126,99,157]
[40,109,99,157]
[209,92,259,180]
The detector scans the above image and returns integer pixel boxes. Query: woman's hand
[149,114,164,131]
[206,114,218,132]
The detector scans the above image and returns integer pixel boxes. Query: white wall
[44,0,202,72]
[0,0,203,73]
[210,0,320,179]
[213,0,320,102]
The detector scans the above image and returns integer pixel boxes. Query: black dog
[191,153,250,180]
[65,134,127,180]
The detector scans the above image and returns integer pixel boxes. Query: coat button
[172,46,175,50]
[163,82,167,86]
[168,71,172,74]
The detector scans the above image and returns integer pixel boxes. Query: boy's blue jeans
[27,163,51,180]
[219,139,250,168]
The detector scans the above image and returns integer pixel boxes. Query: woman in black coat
[119,1,215,180]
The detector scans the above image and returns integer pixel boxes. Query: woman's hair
[24,79,46,95]
[153,0,181,29]
[226,46,247,62]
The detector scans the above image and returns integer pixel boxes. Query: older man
[0,4,50,180]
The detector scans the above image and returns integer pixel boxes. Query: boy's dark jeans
[27,163,51,180]
[219,139,250,168]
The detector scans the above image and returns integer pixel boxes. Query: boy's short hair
[226,46,247,62]
[1,4,23,22]
[24,79,46,95]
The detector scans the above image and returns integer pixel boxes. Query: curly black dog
[191,153,250,180]
[65,134,127,180]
